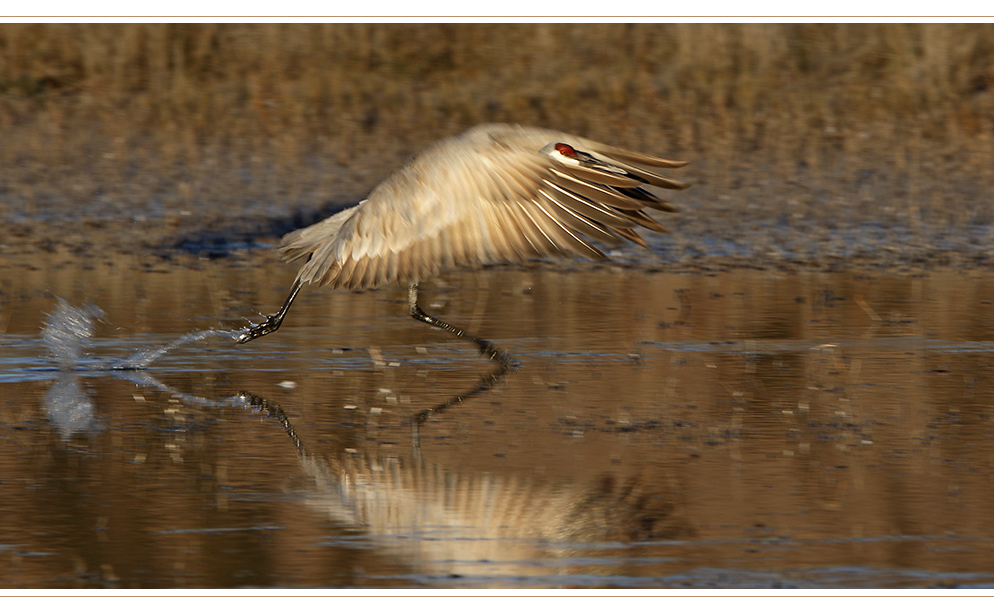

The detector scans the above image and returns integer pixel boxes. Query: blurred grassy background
[2,23,993,262]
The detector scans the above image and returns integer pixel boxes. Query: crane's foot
[238,280,303,345]
[237,315,281,344]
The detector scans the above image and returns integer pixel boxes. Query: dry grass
[2,23,994,257]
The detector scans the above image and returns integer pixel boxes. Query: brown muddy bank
[1,24,993,272]
[2,150,992,275]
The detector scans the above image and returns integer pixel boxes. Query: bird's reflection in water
[39,299,692,579]
[243,389,693,578]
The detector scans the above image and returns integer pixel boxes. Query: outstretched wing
[279,123,689,291]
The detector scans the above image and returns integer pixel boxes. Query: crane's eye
[554,143,577,158]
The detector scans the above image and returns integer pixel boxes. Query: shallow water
[3,253,994,588]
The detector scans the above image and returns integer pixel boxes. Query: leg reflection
[413,353,517,426]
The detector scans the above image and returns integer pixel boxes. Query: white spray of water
[42,297,243,371]
[110,328,242,370]
[41,298,105,370]
[39,299,253,438]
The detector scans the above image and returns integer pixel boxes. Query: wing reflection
[241,390,694,578]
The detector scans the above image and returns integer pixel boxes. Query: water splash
[41,298,105,370]
[41,297,243,371]
[40,299,106,437]
[43,374,97,439]
[110,328,242,370]
[38,298,251,438]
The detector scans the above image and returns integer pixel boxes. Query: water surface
[2,253,994,588]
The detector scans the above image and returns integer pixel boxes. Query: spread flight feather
[279,123,689,291]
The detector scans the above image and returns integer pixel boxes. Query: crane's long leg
[237,279,304,344]
[239,281,519,371]
[408,283,518,369]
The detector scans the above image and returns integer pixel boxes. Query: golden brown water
[3,253,994,588]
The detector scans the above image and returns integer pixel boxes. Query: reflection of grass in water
[2,24,994,251]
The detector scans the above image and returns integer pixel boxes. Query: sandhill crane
[238,123,690,364]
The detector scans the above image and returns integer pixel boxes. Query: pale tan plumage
[239,123,690,359]
[279,123,688,292]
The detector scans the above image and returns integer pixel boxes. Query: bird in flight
[238,123,690,365]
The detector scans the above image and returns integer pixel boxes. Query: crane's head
[541,141,611,171]
[553,142,578,158]
[541,141,595,164]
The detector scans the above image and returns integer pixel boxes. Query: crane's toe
[237,315,279,344]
